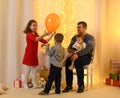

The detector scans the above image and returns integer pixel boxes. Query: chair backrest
[90,41,95,64]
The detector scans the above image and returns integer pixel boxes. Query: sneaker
[62,86,73,92]
[33,84,39,89]
[23,84,29,89]
[38,91,48,95]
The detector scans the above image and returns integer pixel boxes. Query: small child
[22,19,54,89]
[63,34,86,70]
[39,33,65,95]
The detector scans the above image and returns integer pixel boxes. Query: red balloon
[45,13,60,32]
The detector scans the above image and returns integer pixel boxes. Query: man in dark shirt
[62,21,95,93]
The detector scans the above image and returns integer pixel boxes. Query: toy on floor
[27,82,33,88]
[0,83,8,95]
[14,79,22,88]
[26,78,33,88]
[37,77,46,88]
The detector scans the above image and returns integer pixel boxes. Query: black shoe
[38,91,48,95]
[62,86,73,92]
[77,85,84,93]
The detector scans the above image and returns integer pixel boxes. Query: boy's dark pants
[44,64,62,93]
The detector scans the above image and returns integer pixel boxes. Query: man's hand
[71,53,78,61]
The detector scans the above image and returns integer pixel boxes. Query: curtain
[0,0,120,85]
[0,0,34,84]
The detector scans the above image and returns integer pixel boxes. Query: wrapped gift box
[105,78,111,85]
[110,60,120,70]
[109,73,119,80]
[113,80,120,86]
[105,78,120,87]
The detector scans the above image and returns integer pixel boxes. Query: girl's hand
[45,30,56,36]
[44,30,50,36]
[49,32,55,36]
[53,31,56,35]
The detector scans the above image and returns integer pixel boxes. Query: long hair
[23,19,37,34]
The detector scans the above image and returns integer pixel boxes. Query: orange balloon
[45,13,60,32]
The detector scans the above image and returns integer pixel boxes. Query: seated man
[62,21,95,93]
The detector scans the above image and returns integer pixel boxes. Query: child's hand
[66,53,72,58]
[46,43,50,47]
[71,54,78,61]
[41,43,46,47]
[50,32,56,37]
[41,43,50,47]
[44,30,50,36]
[53,31,56,35]
[47,31,56,35]
[62,59,65,63]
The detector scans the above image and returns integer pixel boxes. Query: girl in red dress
[22,19,54,89]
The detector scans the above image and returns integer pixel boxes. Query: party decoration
[45,13,60,32]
